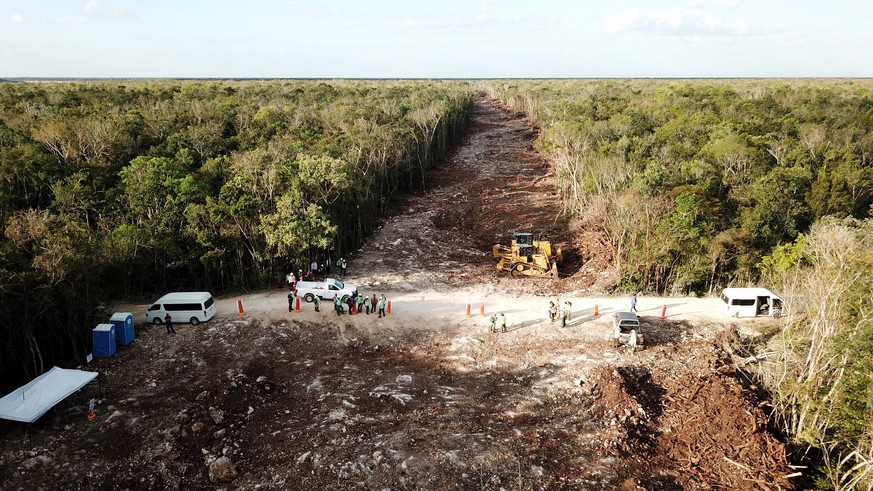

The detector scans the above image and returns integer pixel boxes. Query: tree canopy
[0,80,473,390]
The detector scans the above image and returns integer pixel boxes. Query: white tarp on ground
[0,367,98,423]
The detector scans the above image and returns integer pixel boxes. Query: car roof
[614,311,639,321]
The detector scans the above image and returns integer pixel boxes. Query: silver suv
[612,312,644,347]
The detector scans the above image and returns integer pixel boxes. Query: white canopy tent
[0,367,98,423]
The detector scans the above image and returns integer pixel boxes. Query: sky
[2,0,872,78]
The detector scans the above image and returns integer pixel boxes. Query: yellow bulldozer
[492,232,562,278]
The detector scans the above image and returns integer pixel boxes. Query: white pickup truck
[295,278,358,303]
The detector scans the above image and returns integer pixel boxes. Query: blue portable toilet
[92,323,116,358]
[110,312,135,345]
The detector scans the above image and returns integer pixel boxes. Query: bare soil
[0,98,799,490]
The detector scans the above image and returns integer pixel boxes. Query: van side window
[148,304,161,311]
[204,297,214,309]
[731,299,755,306]
[166,303,202,311]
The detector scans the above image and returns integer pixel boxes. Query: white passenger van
[146,292,217,325]
[720,288,784,318]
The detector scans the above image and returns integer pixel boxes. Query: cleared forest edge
[0,98,800,490]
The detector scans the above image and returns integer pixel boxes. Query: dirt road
[0,98,798,490]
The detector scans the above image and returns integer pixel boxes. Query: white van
[146,292,217,325]
[720,288,784,318]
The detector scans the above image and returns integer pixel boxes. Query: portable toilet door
[110,312,135,345]
[92,323,116,357]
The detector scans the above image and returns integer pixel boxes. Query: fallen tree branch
[723,456,751,472]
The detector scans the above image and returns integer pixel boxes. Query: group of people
[333,292,387,318]
[548,299,573,327]
[489,312,507,333]
[284,257,350,293]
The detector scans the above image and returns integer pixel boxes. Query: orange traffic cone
[480,303,485,316]
[594,304,599,318]
[659,305,667,320]
[87,410,96,422]
[465,304,471,318]
[387,301,391,315]
[294,297,301,313]
[238,300,245,316]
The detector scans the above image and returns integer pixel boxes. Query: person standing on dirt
[489,313,497,333]
[499,313,507,333]
[334,297,343,316]
[630,293,638,313]
[562,300,572,328]
[629,329,638,352]
[371,293,377,312]
[325,257,331,275]
[310,259,318,276]
[548,301,557,322]
[286,272,293,289]
[164,313,175,334]
[288,291,294,312]
[356,293,364,315]
[313,294,321,312]
[339,257,348,276]
[364,295,372,315]
[377,294,387,318]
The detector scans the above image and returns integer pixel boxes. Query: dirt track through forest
[0,98,800,490]
[349,98,573,296]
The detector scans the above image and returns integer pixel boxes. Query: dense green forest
[484,80,873,489]
[0,80,473,389]
[486,80,872,293]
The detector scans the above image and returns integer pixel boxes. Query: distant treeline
[0,80,473,389]
[485,80,872,293]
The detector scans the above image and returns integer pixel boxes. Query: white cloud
[51,1,130,24]
[602,10,641,34]
[602,7,760,38]
[399,13,520,29]
[10,14,25,24]
[392,10,555,31]
[56,15,88,25]
[688,0,740,8]
[283,0,328,17]
[82,0,129,18]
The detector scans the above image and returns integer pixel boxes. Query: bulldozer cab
[513,232,534,247]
